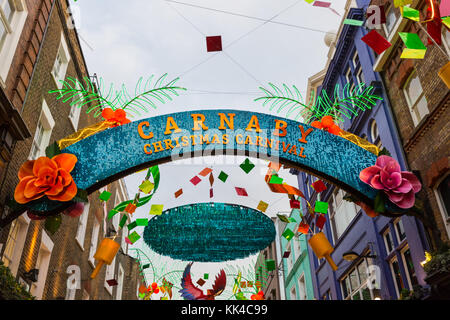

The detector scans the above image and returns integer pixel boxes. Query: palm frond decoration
[255,82,382,123]
[49,73,187,119]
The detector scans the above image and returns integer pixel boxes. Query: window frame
[75,202,90,250]
[116,263,124,300]
[389,255,404,299]
[88,218,100,267]
[340,258,374,300]
[393,218,406,244]
[400,245,418,290]
[383,228,395,255]
[68,81,82,130]
[382,3,399,37]
[402,69,429,127]
[51,31,71,89]
[298,273,307,300]
[329,189,359,241]
[29,99,55,160]
[104,256,116,295]
[433,172,450,238]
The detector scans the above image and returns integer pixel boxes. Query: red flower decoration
[101,108,131,127]
[311,116,341,135]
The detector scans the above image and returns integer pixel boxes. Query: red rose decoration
[311,116,341,135]
[101,108,131,127]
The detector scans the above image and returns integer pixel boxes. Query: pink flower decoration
[360,155,421,209]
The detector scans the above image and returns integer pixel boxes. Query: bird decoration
[179,262,226,300]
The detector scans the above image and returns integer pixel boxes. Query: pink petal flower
[401,171,422,193]
[386,190,404,203]
[393,189,416,209]
[370,175,385,190]
[360,166,381,184]
[384,159,401,174]
[393,178,413,194]
[380,170,402,189]
[375,155,396,168]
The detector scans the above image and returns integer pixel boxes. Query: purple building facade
[294,5,431,300]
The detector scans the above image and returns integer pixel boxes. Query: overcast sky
[71,0,348,298]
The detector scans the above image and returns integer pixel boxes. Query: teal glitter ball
[143,202,276,262]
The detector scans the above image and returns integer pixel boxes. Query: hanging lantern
[438,61,450,89]
[308,232,338,271]
[90,238,120,279]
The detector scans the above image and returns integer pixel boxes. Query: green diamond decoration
[277,214,290,223]
[282,228,295,240]
[218,171,229,182]
[139,180,154,194]
[149,204,164,215]
[99,191,111,201]
[315,201,329,214]
[239,158,255,174]
[269,175,283,184]
[119,215,127,228]
[136,218,149,226]
[128,231,141,244]
[108,209,119,220]
[204,273,209,280]
[127,221,138,230]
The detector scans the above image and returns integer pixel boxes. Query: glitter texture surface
[143,202,276,262]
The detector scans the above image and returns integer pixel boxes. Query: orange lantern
[308,232,338,271]
[90,238,120,279]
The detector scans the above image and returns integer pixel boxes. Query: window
[389,257,405,298]
[116,264,124,300]
[0,0,27,85]
[383,3,398,36]
[403,70,429,126]
[121,226,128,254]
[383,229,395,254]
[1,215,30,276]
[68,82,82,130]
[88,219,100,267]
[285,242,292,273]
[341,259,374,300]
[298,274,307,300]
[75,202,90,250]
[401,246,418,289]
[104,257,116,295]
[29,100,55,160]
[112,193,120,231]
[51,32,71,88]
[30,231,54,300]
[394,219,406,243]
[435,174,450,238]
[330,189,359,240]
[370,120,382,149]
[293,234,301,261]
[352,52,364,85]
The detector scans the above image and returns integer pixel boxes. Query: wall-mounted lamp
[23,269,39,283]
[342,251,377,261]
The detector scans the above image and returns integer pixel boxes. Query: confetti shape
[277,214,291,223]
[174,189,183,198]
[240,281,247,288]
[343,18,364,26]
[108,209,119,220]
[304,0,315,3]
[235,187,248,196]
[247,281,253,287]
[139,180,154,194]
[398,32,427,59]
[311,180,327,193]
[204,273,209,280]
[125,203,137,214]
[282,228,295,241]
[190,176,201,186]
[99,191,111,201]
[142,264,150,270]
[316,214,327,230]
[107,279,118,286]
[206,36,222,52]
[128,231,141,244]
[136,218,149,226]
[288,217,297,223]
[402,6,420,21]
[265,259,276,271]
[394,0,412,7]
[218,171,228,182]
[283,251,291,258]
[313,1,331,8]
[269,175,283,184]
[298,222,309,234]
[257,201,269,213]
[239,158,255,174]
[197,278,206,286]
[125,237,132,245]
[315,201,329,214]
[199,167,213,177]
[443,16,450,28]
[290,199,300,209]
[209,173,214,186]
[149,204,164,215]
[210,188,214,198]
[361,30,392,54]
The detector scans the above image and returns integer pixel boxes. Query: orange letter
[164,117,182,135]
[218,113,235,130]
[138,121,154,139]
[191,114,209,131]
[298,125,314,144]
[144,144,152,155]
[246,115,262,133]
[274,120,287,137]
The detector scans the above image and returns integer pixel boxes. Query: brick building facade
[0,0,144,300]
[370,0,450,249]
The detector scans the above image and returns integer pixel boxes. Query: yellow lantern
[90,238,120,279]
[308,232,338,271]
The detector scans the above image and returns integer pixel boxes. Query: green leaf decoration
[45,142,61,158]
[45,214,62,235]
[378,147,392,157]
[374,192,386,213]
[255,82,382,123]
[48,74,186,119]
